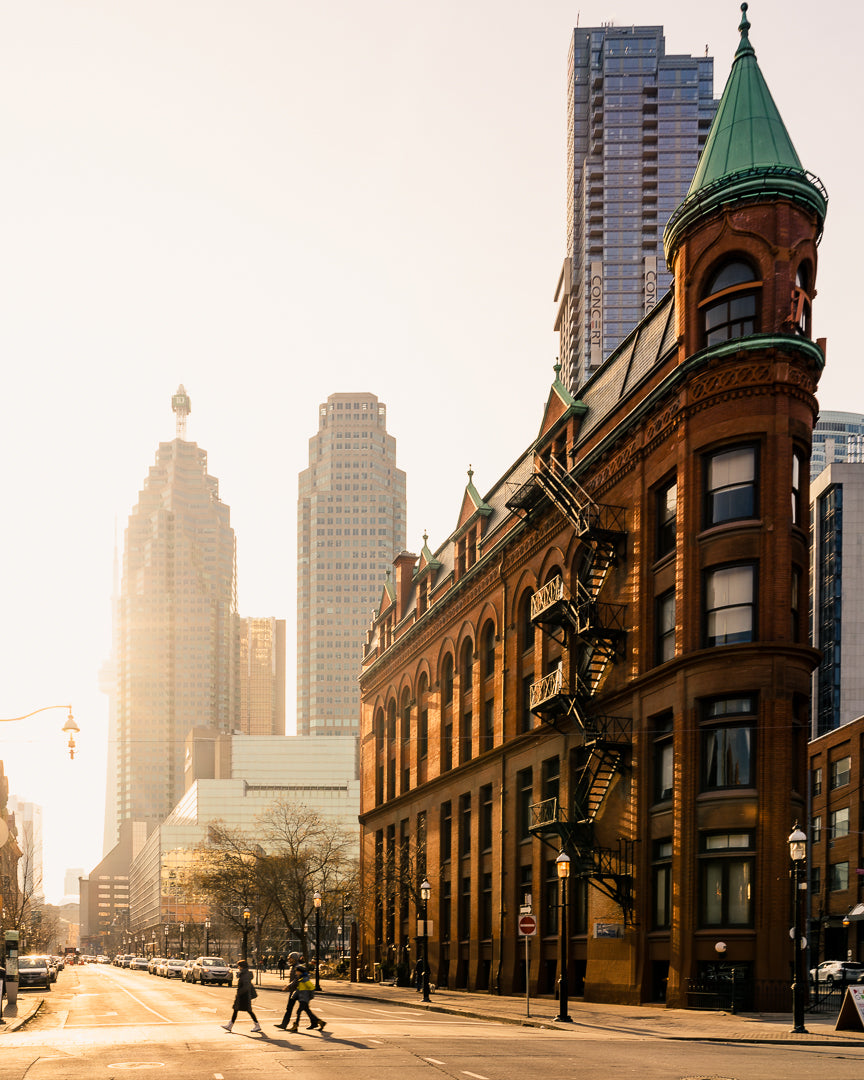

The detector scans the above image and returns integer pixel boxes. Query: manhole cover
[107,1065,166,1071]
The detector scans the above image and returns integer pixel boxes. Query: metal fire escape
[506,452,633,920]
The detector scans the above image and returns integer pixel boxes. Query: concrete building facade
[297,392,406,737]
[237,617,286,736]
[359,10,827,1010]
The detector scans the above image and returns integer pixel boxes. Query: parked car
[188,956,233,986]
[809,960,864,986]
[17,956,52,990]
[131,956,149,971]
[162,959,187,979]
[148,957,166,975]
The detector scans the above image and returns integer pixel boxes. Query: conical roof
[665,3,827,261]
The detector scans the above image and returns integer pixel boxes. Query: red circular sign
[518,914,537,936]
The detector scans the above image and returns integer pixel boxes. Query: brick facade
[358,13,828,1010]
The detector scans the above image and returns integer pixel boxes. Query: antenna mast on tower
[171,384,191,439]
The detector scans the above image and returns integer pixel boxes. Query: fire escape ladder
[533,453,594,535]
[528,795,635,924]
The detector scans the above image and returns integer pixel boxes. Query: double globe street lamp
[420,878,432,1003]
[788,824,809,1035]
[313,892,322,990]
[0,704,79,758]
[241,908,251,963]
[554,851,572,1024]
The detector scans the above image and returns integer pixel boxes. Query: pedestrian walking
[222,960,261,1033]
[0,960,6,1025]
[290,964,326,1032]
[274,951,303,1029]
[278,954,286,979]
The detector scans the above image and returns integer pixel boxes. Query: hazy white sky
[1,1,860,904]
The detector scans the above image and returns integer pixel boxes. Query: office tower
[297,392,406,736]
[111,386,237,843]
[237,617,286,735]
[554,25,717,392]
[7,796,44,902]
[64,867,84,898]
[811,464,864,736]
[811,411,864,480]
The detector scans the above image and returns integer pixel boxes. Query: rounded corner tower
[663,3,828,371]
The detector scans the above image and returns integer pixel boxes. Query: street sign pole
[525,933,530,1017]
[518,912,537,1017]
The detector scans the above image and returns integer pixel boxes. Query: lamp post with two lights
[554,851,572,1023]
[789,824,809,1034]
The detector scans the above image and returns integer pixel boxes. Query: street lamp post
[179,923,185,960]
[205,919,211,956]
[242,908,251,962]
[164,924,169,957]
[313,892,322,990]
[554,851,572,1023]
[420,878,432,1003]
[0,704,80,758]
[789,824,809,1034]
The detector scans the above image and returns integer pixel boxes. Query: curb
[316,986,864,1047]
[0,996,44,1033]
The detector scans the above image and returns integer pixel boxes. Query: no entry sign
[518,914,537,936]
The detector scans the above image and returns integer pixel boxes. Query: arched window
[460,638,473,692]
[791,264,812,338]
[519,589,535,654]
[482,622,496,680]
[700,260,760,347]
[441,654,454,707]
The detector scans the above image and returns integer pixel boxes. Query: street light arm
[0,704,79,758]
[0,704,75,724]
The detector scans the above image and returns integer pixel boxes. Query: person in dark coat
[278,954,286,979]
[274,951,303,1029]
[0,960,6,1024]
[290,964,326,1033]
[222,960,261,1032]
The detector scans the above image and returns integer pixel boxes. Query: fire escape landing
[508,453,633,921]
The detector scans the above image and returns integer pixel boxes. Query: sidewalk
[0,993,44,1033]
[253,971,864,1046]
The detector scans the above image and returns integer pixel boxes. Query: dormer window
[700,260,760,347]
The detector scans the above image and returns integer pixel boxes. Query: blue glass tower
[555,26,717,392]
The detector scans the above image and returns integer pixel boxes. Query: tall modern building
[297,392,406,737]
[810,464,864,736]
[7,796,44,903]
[237,617,286,735]
[554,24,717,392]
[811,411,864,480]
[110,386,238,844]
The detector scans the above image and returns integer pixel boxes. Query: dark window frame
[703,444,759,527]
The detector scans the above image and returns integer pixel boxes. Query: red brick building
[807,717,864,964]
[359,10,828,1009]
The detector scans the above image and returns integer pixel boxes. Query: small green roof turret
[664,3,827,263]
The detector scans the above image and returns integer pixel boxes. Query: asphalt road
[4,963,864,1080]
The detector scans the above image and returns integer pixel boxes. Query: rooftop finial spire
[736,3,754,58]
[171,384,191,440]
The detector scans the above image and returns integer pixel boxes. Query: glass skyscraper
[811,410,864,480]
[555,25,717,392]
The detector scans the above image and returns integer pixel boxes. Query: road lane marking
[100,980,175,1024]
[424,1059,446,1065]
[462,1073,489,1079]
